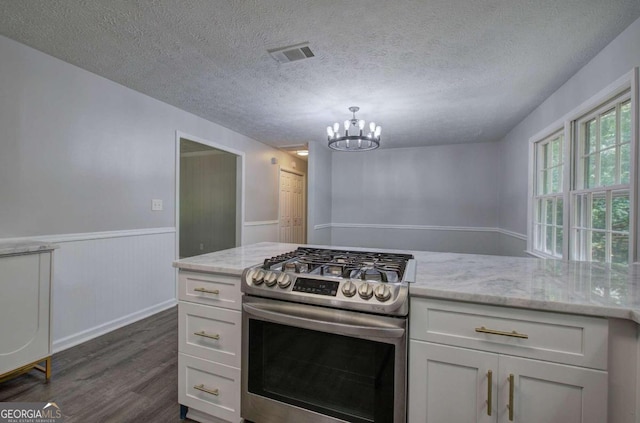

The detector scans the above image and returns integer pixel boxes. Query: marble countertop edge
[409,286,639,323]
[0,241,59,257]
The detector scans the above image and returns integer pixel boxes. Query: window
[528,70,637,264]
[572,96,631,264]
[532,131,564,258]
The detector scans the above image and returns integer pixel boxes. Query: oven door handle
[243,302,405,339]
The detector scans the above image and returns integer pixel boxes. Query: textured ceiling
[1,1,639,149]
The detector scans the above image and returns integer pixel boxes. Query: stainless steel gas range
[240,247,416,423]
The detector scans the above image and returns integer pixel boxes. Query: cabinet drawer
[410,298,608,369]
[178,353,240,423]
[179,271,241,310]
[179,302,241,368]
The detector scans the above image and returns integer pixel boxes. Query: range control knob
[252,269,266,285]
[374,285,392,302]
[358,282,373,300]
[264,272,277,287]
[342,281,357,297]
[277,273,291,289]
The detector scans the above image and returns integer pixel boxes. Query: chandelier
[327,106,381,151]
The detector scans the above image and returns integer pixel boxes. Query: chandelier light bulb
[359,120,365,130]
[327,126,334,137]
[333,122,340,133]
[369,122,376,132]
[374,126,382,137]
[344,120,350,130]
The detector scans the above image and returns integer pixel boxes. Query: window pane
[591,231,606,262]
[542,143,549,168]
[620,101,631,144]
[611,193,630,232]
[600,148,615,186]
[540,170,549,195]
[585,155,597,188]
[591,195,606,230]
[556,198,563,226]
[612,234,629,265]
[551,167,561,193]
[546,199,554,225]
[545,225,553,254]
[600,108,616,149]
[585,119,597,154]
[551,138,561,166]
[555,228,563,257]
[535,199,542,224]
[620,143,630,185]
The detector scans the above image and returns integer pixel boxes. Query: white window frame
[530,130,566,259]
[527,67,639,263]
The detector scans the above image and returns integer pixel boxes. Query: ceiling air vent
[268,42,315,64]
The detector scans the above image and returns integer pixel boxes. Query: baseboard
[52,299,177,353]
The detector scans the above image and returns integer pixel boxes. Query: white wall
[307,141,332,245]
[498,16,640,239]
[0,35,306,349]
[329,143,517,255]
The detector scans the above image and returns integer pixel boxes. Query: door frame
[174,130,245,263]
[278,166,306,244]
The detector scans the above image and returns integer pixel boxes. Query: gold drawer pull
[487,370,492,416]
[194,384,219,396]
[194,287,220,295]
[194,331,220,340]
[507,373,514,421]
[475,326,529,339]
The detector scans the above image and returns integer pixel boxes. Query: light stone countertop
[0,240,59,257]
[173,242,640,323]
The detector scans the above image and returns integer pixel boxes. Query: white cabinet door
[409,340,498,423]
[498,356,607,423]
[0,253,51,375]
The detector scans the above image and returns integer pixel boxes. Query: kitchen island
[174,242,640,423]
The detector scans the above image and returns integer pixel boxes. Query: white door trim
[174,131,246,284]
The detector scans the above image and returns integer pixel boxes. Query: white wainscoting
[6,228,177,353]
[328,223,528,257]
[243,220,279,245]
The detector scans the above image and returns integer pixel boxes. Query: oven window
[248,319,395,423]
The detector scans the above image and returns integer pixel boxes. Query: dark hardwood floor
[0,306,183,422]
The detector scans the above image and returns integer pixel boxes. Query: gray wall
[180,150,237,257]
[0,35,306,239]
[307,141,332,245]
[498,16,640,237]
[330,143,510,254]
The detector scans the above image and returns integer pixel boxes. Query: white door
[409,341,498,423]
[497,356,607,423]
[279,170,304,243]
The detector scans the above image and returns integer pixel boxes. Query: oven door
[242,295,407,423]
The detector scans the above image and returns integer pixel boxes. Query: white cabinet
[178,270,242,423]
[409,298,608,423]
[0,250,53,382]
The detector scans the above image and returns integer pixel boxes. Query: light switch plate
[151,199,163,211]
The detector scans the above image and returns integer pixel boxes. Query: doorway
[279,168,306,244]
[175,132,244,259]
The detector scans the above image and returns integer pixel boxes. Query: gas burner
[243,247,415,316]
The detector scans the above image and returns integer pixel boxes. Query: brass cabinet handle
[194,331,220,340]
[475,326,529,339]
[194,384,219,396]
[487,370,492,416]
[194,287,220,295]
[508,373,514,421]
